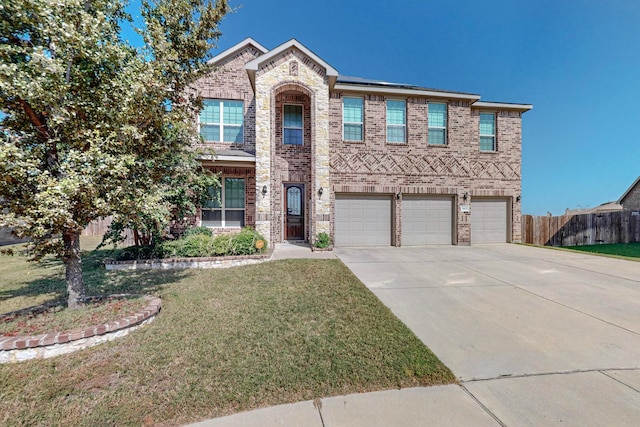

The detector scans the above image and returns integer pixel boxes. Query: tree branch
[19,99,50,139]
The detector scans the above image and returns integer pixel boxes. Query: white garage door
[402,197,453,245]
[335,195,392,246]
[471,198,509,243]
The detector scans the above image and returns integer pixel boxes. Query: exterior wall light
[318,187,323,197]
[262,185,267,196]
[463,192,468,201]
[396,192,402,200]
[516,195,521,202]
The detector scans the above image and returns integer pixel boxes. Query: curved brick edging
[0,296,161,364]
[104,249,272,271]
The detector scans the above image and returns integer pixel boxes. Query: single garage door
[471,198,509,243]
[335,195,392,246]
[402,196,453,245]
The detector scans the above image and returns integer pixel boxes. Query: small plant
[314,232,331,249]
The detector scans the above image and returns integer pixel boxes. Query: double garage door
[334,195,453,246]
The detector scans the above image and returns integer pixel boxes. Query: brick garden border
[0,296,161,364]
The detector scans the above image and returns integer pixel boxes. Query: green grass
[0,239,455,426]
[562,243,640,260]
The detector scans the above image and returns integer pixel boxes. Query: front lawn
[563,242,640,260]
[0,240,454,426]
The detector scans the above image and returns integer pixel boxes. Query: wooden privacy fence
[83,216,135,246]
[522,211,640,246]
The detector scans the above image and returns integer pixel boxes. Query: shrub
[111,227,266,260]
[182,226,213,238]
[315,232,331,248]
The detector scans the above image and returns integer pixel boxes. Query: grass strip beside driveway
[563,242,640,260]
[0,249,454,426]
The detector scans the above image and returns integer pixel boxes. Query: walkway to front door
[285,184,304,240]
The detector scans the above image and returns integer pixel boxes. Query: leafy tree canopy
[0,0,228,307]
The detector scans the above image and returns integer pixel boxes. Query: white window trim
[198,99,244,143]
[283,103,304,146]
[428,102,447,145]
[386,99,407,144]
[342,97,364,142]
[479,112,497,152]
[202,177,245,228]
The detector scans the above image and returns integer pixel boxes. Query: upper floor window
[283,104,303,145]
[479,113,496,151]
[428,103,447,145]
[386,100,406,143]
[343,97,363,141]
[200,99,244,143]
[202,177,245,228]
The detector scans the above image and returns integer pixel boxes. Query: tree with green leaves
[0,0,227,308]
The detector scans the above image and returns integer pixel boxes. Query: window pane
[387,125,405,143]
[200,100,219,124]
[284,128,303,145]
[223,125,243,143]
[203,185,221,209]
[225,210,245,227]
[343,98,363,123]
[224,101,243,125]
[429,128,446,145]
[480,113,495,135]
[224,178,245,209]
[480,136,495,151]
[202,210,222,227]
[200,124,220,141]
[287,187,301,215]
[284,105,303,127]
[429,103,446,128]
[344,123,363,141]
[386,100,405,125]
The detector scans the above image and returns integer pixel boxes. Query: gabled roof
[208,37,268,65]
[618,176,640,204]
[244,39,339,89]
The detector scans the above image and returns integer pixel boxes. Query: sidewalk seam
[459,384,506,427]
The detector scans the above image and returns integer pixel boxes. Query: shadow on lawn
[0,247,189,307]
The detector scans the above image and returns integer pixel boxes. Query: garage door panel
[472,199,508,243]
[335,195,391,246]
[402,197,453,246]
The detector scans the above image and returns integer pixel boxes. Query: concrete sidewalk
[186,385,499,427]
[270,242,336,260]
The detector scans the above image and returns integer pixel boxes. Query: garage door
[335,195,391,246]
[471,198,509,243]
[402,197,453,245]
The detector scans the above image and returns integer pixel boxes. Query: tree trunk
[63,231,85,309]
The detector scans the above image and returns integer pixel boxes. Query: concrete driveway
[335,244,640,425]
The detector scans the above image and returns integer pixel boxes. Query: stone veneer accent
[254,48,331,244]
[104,251,271,271]
[0,296,161,364]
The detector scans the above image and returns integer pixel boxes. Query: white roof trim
[245,38,338,77]
[208,37,268,65]
[216,155,256,163]
[473,101,533,111]
[333,82,481,101]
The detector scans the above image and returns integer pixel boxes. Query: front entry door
[285,184,304,240]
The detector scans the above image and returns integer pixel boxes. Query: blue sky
[124,0,640,215]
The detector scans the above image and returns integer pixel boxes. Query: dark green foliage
[112,228,267,260]
[315,232,331,248]
[182,226,213,238]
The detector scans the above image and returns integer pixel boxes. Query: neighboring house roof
[565,201,623,215]
[618,176,640,204]
[245,38,339,89]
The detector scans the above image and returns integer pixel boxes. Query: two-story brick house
[194,38,532,246]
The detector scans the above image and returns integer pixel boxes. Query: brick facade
[191,38,531,246]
